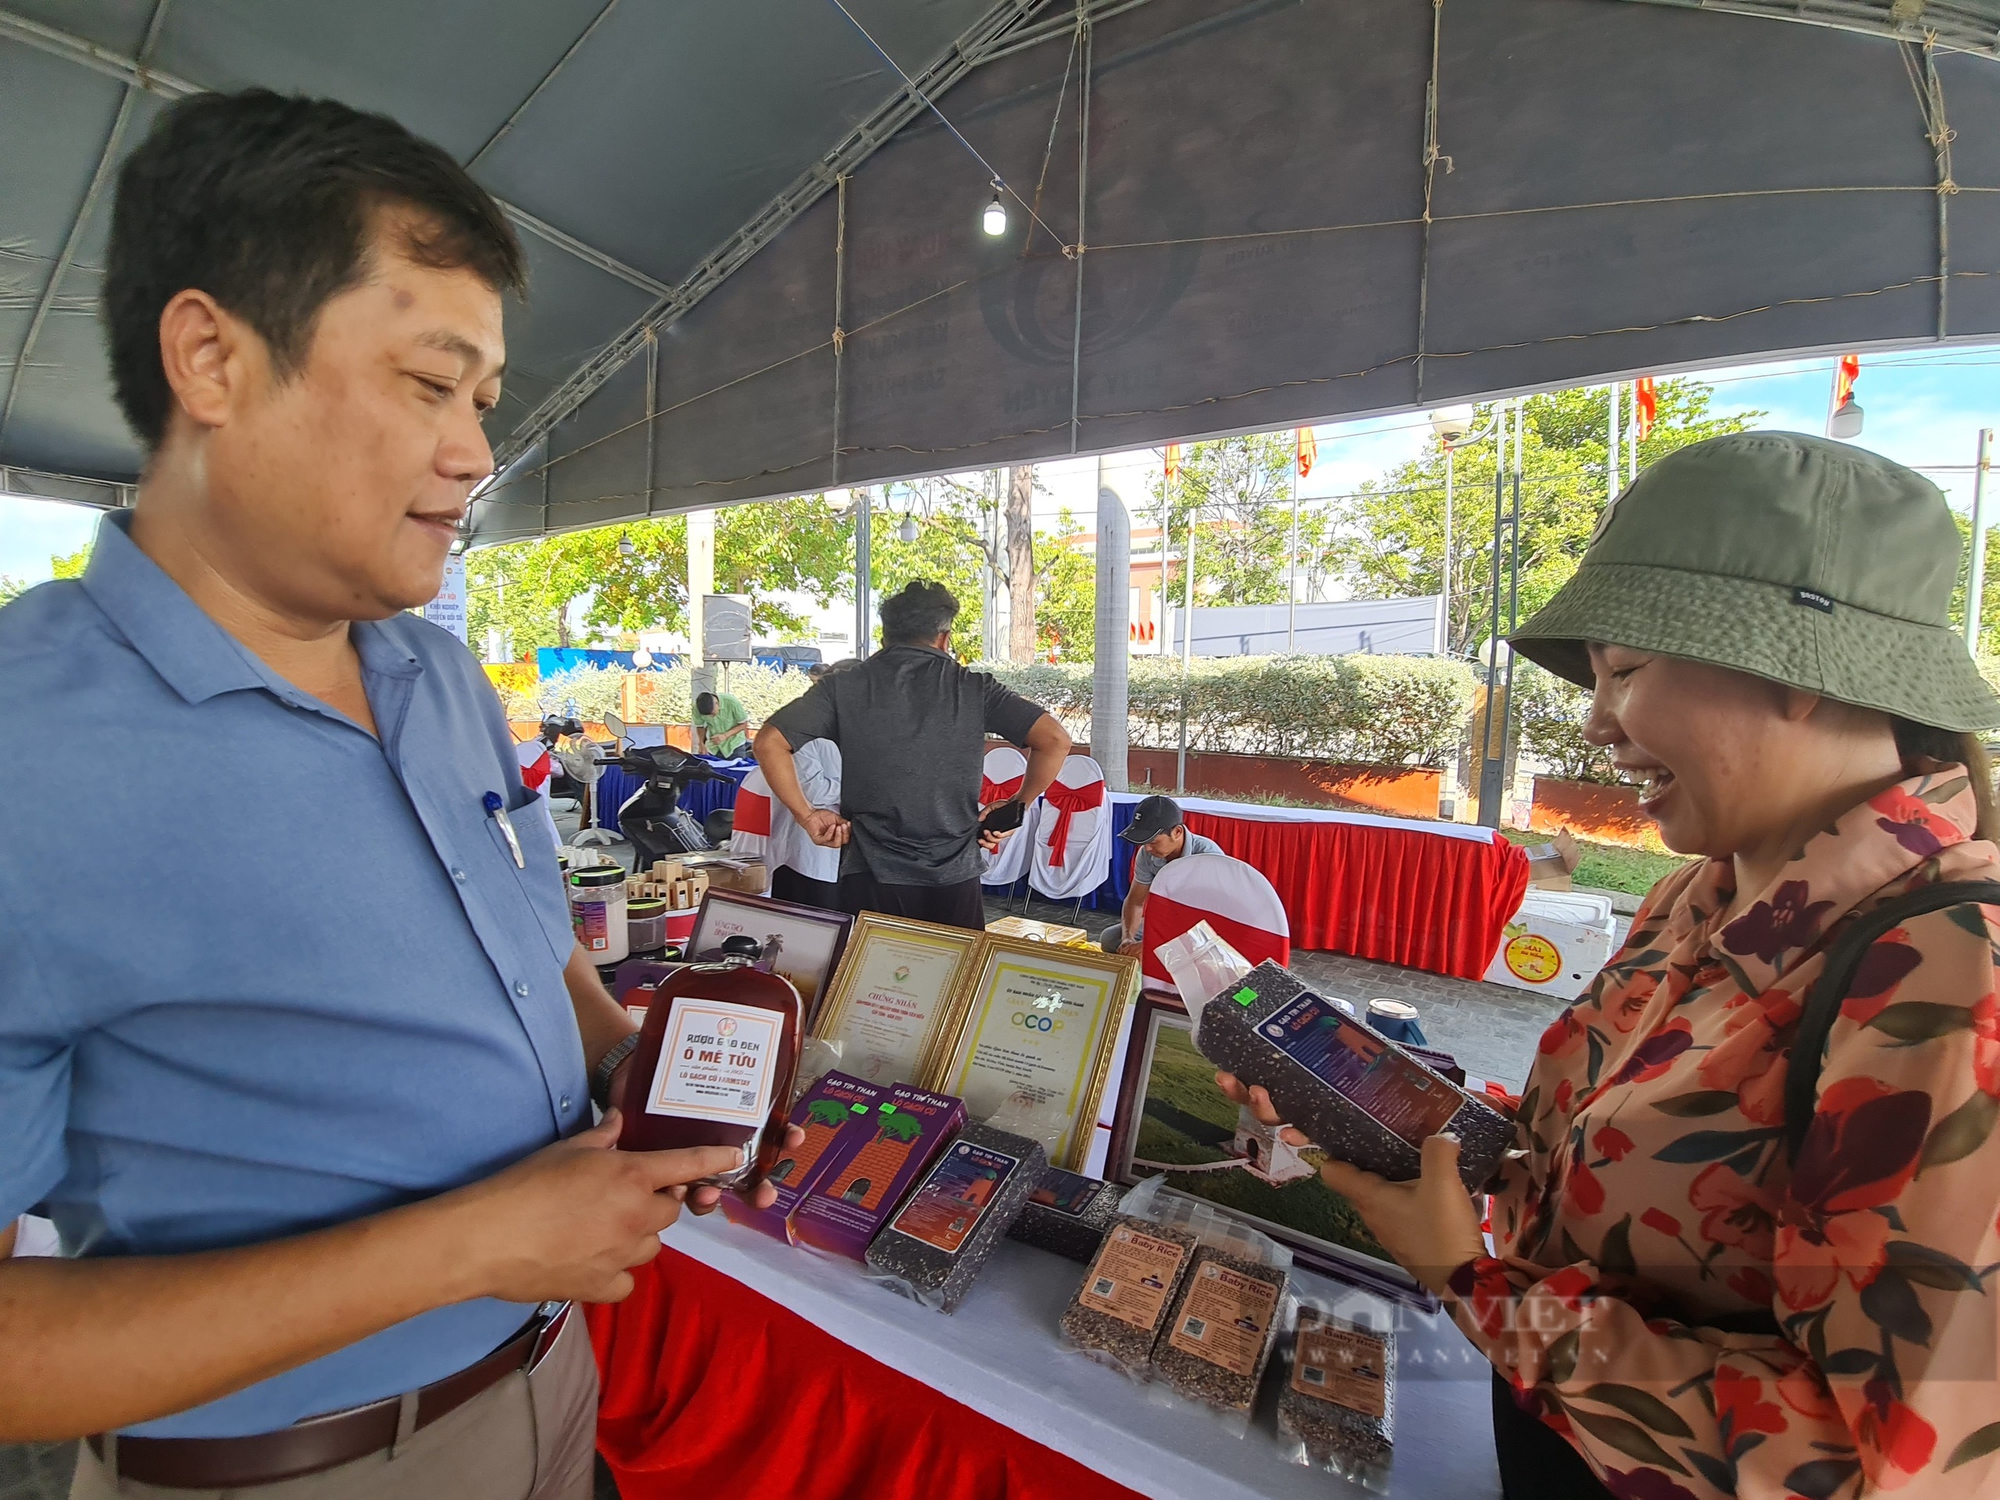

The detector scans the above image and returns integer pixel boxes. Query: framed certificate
[687,891,853,1025]
[809,914,983,1086]
[927,936,1138,1171]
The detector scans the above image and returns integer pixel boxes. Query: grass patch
[1502,829,1692,897]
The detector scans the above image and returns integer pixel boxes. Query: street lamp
[1427,405,1497,658]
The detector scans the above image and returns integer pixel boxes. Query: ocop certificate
[937,959,1114,1165]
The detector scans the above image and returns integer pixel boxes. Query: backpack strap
[1784,879,2000,1162]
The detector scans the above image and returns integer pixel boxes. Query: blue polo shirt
[0,512,588,1438]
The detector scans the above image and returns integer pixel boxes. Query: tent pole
[1176,491,1195,795]
[1287,430,1300,651]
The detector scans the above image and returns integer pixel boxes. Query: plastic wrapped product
[791,1084,966,1260]
[1007,1167,1123,1263]
[1152,1245,1288,1417]
[1195,961,1511,1192]
[1059,1217,1199,1378]
[865,1123,1046,1312]
[1278,1300,1395,1490]
[720,1071,885,1243]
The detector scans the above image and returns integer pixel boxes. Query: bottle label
[1078,1226,1188,1330]
[1292,1312,1389,1417]
[886,1140,1021,1254]
[572,895,610,952]
[644,997,782,1125]
[1167,1260,1281,1376]
[1260,994,1459,1146]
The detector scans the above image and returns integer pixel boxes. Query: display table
[1011,794,1529,981]
[587,1210,1501,1500]
[591,756,754,835]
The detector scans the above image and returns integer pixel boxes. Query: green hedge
[500,663,810,725]
[979,655,1476,768]
[1511,663,1618,783]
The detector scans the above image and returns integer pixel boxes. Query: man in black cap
[1101,795,1224,955]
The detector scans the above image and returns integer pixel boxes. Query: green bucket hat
[1511,431,2000,732]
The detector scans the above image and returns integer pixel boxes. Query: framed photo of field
[926,936,1138,1172]
[809,914,984,1087]
[1107,991,1433,1306]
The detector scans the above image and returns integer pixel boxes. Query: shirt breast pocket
[485,797,578,965]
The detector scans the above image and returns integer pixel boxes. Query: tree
[1006,465,1035,661]
[465,495,854,657]
[868,477,998,651]
[1330,380,1756,655]
[50,545,90,580]
[1142,433,1335,617]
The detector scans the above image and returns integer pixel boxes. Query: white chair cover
[978,745,1033,887]
[1027,754,1111,903]
[774,739,842,884]
[728,766,774,862]
[1141,852,1291,987]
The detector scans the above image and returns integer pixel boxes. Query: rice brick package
[720,1070,885,1243]
[791,1083,965,1260]
[1059,1216,1199,1377]
[1007,1167,1124,1263]
[1279,1302,1396,1484]
[865,1122,1046,1312]
[1153,1244,1288,1414]
[1195,961,1511,1192]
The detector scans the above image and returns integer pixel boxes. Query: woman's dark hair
[1894,719,2000,841]
[104,89,528,450]
[695,692,719,715]
[880,581,959,646]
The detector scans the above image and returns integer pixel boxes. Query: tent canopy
[1,0,1996,538]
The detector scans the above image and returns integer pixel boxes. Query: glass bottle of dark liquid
[612,951,802,1190]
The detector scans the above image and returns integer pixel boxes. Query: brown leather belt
[86,1302,570,1490]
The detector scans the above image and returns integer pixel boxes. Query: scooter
[610,743,732,866]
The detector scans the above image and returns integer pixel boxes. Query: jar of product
[627,898,668,955]
[568,865,629,962]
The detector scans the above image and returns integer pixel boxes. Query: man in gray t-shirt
[757,581,1070,931]
[1101,795,1225,954]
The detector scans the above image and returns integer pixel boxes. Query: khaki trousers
[71,1310,597,1500]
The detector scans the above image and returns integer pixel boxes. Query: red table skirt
[587,1249,1146,1500]
[1181,811,1529,980]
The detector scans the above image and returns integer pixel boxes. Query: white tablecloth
[665,1210,1502,1500]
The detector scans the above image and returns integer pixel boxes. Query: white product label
[644,997,781,1125]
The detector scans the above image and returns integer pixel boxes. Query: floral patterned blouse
[1446,765,2000,1498]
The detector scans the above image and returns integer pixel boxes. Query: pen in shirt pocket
[483,790,525,868]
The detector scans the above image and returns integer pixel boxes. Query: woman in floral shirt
[1226,433,2000,1497]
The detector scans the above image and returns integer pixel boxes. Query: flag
[1833,353,1860,409]
[1164,443,1180,483]
[1633,377,1657,441]
[1297,427,1317,479]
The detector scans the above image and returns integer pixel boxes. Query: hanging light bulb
[981,182,1008,238]
[618,533,635,556]
[898,515,920,544]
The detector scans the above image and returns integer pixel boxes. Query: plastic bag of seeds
[789,1036,844,1106]
[1150,1242,1290,1435]
[1277,1295,1396,1490]
[1007,1166,1123,1262]
[1059,1214,1201,1380]
[864,1123,1046,1313]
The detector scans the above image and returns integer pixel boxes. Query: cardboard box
[721,1071,886,1243]
[1482,889,1617,1001]
[985,915,1091,948]
[791,1083,965,1260]
[1521,828,1582,891]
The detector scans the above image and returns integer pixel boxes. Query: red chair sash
[733,787,773,837]
[979,774,1025,807]
[1041,779,1105,868]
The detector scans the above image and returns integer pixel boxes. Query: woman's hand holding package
[1216,1072,1484,1295]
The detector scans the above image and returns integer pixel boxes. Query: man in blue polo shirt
[0,91,774,1499]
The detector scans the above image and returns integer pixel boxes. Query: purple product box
[790,1083,966,1260]
[720,1071,886,1243]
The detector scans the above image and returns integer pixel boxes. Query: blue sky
[5,345,1996,591]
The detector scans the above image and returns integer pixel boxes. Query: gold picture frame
[925,935,1140,1171]
[809,913,985,1088]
